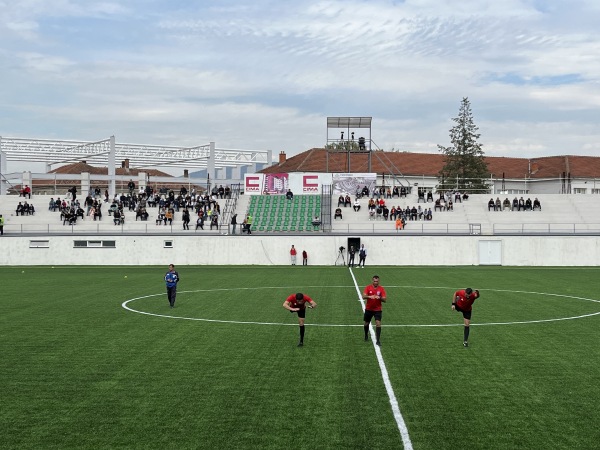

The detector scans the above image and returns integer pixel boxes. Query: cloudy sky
[1,0,599,172]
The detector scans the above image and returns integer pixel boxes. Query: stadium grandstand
[2,135,600,266]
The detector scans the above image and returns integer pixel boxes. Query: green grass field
[2,265,600,449]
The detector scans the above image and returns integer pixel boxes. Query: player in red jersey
[283,293,317,346]
[452,287,480,347]
[363,275,387,346]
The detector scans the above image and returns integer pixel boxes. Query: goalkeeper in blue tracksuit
[164,264,180,308]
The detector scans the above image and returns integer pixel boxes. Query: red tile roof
[261,149,600,179]
[49,162,171,177]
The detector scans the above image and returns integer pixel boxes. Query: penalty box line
[349,268,413,450]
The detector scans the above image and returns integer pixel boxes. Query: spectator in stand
[488,198,495,211]
[435,198,444,212]
[495,197,501,211]
[525,198,532,211]
[113,209,122,225]
[334,208,343,220]
[462,193,469,201]
[195,213,205,230]
[21,185,32,199]
[165,209,174,225]
[337,195,345,207]
[386,187,392,199]
[302,250,308,266]
[512,197,519,211]
[353,198,361,212]
[230,214,238,234]
[427,191,434,202]
[418,205,424,220]
[533,198,542,210]
[224,185,231,198]
[361,186,370,197]
[503,198,511,210]
[95,202,103,221]
[395,216,403,231]
[380,205,387,220]
[218,185,225,199]
[454,191,462,203]
[392,186,399,198]
[210,213,219,230]
[182,209,190,229]
[49,198,57,211]
[409,206,417,221]
[16,202,24,216]
[518,197,525,211]
[425,208,433,220]
[345,194,351,207]
[286,189,294,201]
[136,207,149,221]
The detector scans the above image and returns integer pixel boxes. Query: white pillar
[81,172,91,196]
[232,166,241,185]
[22,171,32,191]
[138,172,147,193]
[0,150,6,195]
[108,136,116,198]
[207,141,216,190]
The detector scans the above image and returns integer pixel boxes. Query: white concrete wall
[1,234,599,266]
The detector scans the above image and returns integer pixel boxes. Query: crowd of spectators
[43,183,233,230]
[337,193,439,227]
[15,201,35,216]
[488,197,541,211]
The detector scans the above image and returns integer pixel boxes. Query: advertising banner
[245,173,333,195]
[332,173,377,196]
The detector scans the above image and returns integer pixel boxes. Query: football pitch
[2,265,600,449]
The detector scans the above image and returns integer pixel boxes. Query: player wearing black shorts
[452,288,480,347]
[283,293,317,347]
[363,275,387,346]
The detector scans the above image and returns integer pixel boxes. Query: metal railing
[4,221,600,236]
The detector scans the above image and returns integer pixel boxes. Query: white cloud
[1,0,600,175]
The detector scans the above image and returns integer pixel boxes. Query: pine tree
[438,97,490,193]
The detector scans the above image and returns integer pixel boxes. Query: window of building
[73,240,116,248]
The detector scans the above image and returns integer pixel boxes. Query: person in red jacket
[290,245,297,265]
[452,288,480,347]
[283,293,317,346]
[363,275,387,346]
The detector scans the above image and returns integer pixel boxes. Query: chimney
[279,151,287,164]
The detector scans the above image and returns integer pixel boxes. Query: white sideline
[350,269,413,450]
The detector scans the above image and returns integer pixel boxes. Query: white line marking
[349,268,413,450]
[122,287,600,327]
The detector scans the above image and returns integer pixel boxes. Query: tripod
[335,249,346,266]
